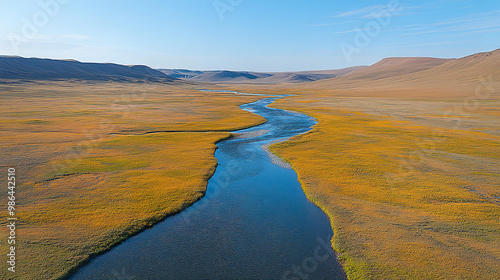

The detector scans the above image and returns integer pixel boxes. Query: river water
[70,95,346,280]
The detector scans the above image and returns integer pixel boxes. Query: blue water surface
[70,95,346,280]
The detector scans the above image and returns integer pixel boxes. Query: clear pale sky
[1,0,499,71]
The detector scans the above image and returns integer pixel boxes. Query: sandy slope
[301,49,500,98]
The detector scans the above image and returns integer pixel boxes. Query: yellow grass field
[1,72,498,279]
[0,81,263,280]
[267,89,500,279]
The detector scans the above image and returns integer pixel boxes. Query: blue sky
[1,0,499,71]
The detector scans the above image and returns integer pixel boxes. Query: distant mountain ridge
[158,66,365,84]
[0,56,178,83]
[3,49,497,87]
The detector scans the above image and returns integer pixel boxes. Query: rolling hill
[303,49,500,96]
[158,67,365,84]
[389,48,500,84]
[0,56,178,83]
[157,69,205,79]
[332,57,452,81]
[293,66,367,76]
[190,70,266,82]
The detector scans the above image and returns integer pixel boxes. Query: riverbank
[68,96,346,279]
[268,92,500,279]
[0,82,265,280]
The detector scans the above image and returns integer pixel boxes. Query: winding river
[70,93,346,279]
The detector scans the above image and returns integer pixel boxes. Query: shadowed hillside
[190,70,265,82]
[0,56,178,83]
[158,69,205,79]
[158,66,365,84]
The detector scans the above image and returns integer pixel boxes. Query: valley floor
[0,81,264,280]
[1,78,499,279]
[261,86,500,279]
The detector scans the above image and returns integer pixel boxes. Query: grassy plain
[216,50,500,279]
[0,81,264,279]
[1,51,499,280]
[257,88,500,279]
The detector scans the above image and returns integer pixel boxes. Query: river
[69,93,346,280]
